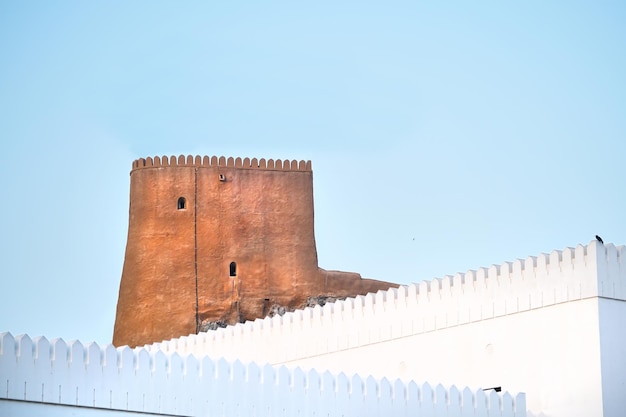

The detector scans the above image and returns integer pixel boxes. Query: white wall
[151,240,625,417]
[597,298,626,417]
[4,241,623,417]
[277,299,603,417]
[0,332,524,417]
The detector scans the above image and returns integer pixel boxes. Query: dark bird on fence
[596,235,604,244]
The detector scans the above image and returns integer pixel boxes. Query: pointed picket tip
[117,345,134,368]
[231,359,246,381]
[421,382,434,402]
[322,370,336,393]
[262,363,276,384]
[0,332,15,342]
[336,372,350,394]
[16,334,33,358]
[200,355,216,379]
[184,354,200,377]
[247,361,261,383]
[135,347,150,372]
[393,378,407,401]
[292,367,307,390]
[365,375,378,397]
[462,386,474,408]
[51,337,69,363]
[488,389,502,411]
[33,336,51,361]
[306,368,322,392]
[85,341,102,365]
[379,377,392,397]
[216,357,231,379]
[152,350,167,374]
[502,391,514,412]
[434,384,447,403]
[68,339,86,369]
[443,385,462,411]
[406,379,419,393]
[277,365,291,386]
[515,392,527,414]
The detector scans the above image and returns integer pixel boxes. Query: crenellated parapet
[148,240,626,368]
[116,153,398,348]
[0,332,525,417]
[5,240,622,417]
[6,240,622,416]
[131,154,312,172]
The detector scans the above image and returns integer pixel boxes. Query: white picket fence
[0,332,525,416]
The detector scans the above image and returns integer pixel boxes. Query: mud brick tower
[113,155,397,347]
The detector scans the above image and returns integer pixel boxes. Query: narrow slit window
[229,262,237,277]
[177,197,186,210]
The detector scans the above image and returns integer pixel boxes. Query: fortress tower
[113,155,397,347]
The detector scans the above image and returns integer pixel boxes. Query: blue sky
[1,1,624,346]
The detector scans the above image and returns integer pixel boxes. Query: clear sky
[1,1,624,346]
